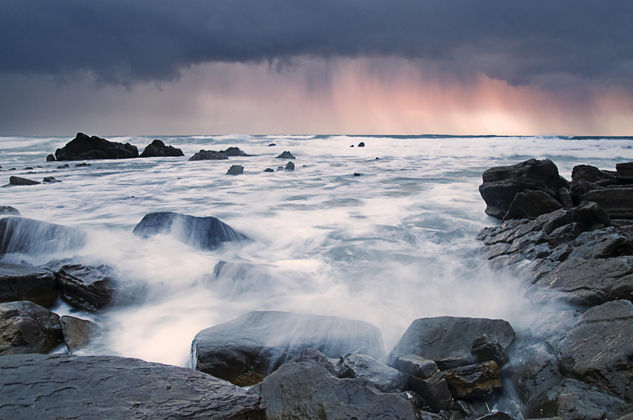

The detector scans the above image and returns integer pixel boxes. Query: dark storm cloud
[1,0,632,88]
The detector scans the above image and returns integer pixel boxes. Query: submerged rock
[9,176,40,186]
[275,151,295,159]
[252,348,418,419]
[0,216,86,256]
[189,150,228,160]
[133,212,248,250]
[192,311,385,386]
[226,164,244,175]
[479,158,570,220]
[0,206,20,216]
[54,132,138,161]
[139,139,184,158]
[0,262,57,307]
[263,168,274,173]
[42,176,60,183]
[0,354,265,419]
[388,316,515,369]
[0,301,63,355]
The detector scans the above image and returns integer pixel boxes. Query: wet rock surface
[49,263,117,312]
[226,164,244,175]
[335,351,407,393]
[54,132,138,161]
[0,262,57,307]
[252,348,418,419]
[0,301,63,355]
[0,216,86,255]
[189,149,228,160]
[192,311,385,386]
[60,315,100,353]
[0,354,265,419]
[139,139,184,157]
[133,211,248,250]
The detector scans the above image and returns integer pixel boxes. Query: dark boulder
[50,263,117,312]
[9,176,40,186]
[335,352,408,393]
[0,205,20,216]
[275,151,295,159]
[558,300,633,402]
[267,143,276,147]
[583,187,633,219]
[0,301,63,355]
[284,161,295,171]
[0,216,86,256]
[60,315,100,352]
[392,355,454,411]
[443,361,502,400]
[45,154,55,162]
[55,132,138,161]
[0,262,57,307]
[471,335,509,367]
[192,311,385,386]
[223,146,250,157]
[0,354,265,419]
[358,142,366,147]
[226,164,244,175]
[75,162,90,167]
[139,139,184,157]
[251,348,418,419]
[189,150,228,160]
[479,159,570,220]
[504,189,563,220]
[42,176,60,183]
[133,212,248,250]
[56,164,69,169]
[388,316,515,369]
[263,168,274,172]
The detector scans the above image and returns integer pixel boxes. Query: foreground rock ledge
[0,354,265,419]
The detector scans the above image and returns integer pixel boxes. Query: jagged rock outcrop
[139,139,184,157]
[54,133,138,161]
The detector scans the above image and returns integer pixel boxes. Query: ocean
[1,134,632,367]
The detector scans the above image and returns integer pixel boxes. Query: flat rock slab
[388,316,515,369]
[0,301,62,355]
[133,211,248,250]
[0,354,265,419]
[0,216,86,255]
[559,300,633,402]
[192,311,385,385]
[0,262,57,307]
[252,349,417,419]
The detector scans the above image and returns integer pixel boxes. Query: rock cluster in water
[478,158,633,418]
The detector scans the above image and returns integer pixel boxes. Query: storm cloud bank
[2,0,632,89]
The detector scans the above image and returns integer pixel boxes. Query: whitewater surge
[1,134,632,366]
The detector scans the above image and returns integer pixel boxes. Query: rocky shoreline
[1,154,633,418]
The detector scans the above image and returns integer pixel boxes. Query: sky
[1,0,632,136]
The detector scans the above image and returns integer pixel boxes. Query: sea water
[1,134,632,366]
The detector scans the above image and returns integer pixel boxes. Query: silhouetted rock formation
[139,139,184,157]
[54,133,138,161]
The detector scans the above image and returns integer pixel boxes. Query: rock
[133,212,248,250]
[551,379,631,420]
[45,154,55,161]
[60,315,100,352]
[616,162,633,179]
[479,159,569,220]
[353,172,361,176]
[8,176,40,186]
[0,354,265,418]
[139,139,184,157]
[0,262,57,307]
[388,316,515,369]
[504,189,563,220]
[252,348,418,419]
[358,142,366,147]
[558,300,633,402]
[263,168,274,172]
[42,176,60,183]
[284,161,295,171]
[583,187,633,219]
[0,206,19,216]
[443,361,501,400]
[335,352,408,393]
[54,132,138,161]
[392,355,454,411]
[189,150,228,160]
[226,164,244,175]
[267,143,276,146]
[56,163,69,169]
[75,162,90,167]
[471,335,509,367]
[0,301,63,355]
[50,263,117,312]
[192,311,385,386]
[275,151,295,159]
[0,216,86,255]
[223,147,250,157]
